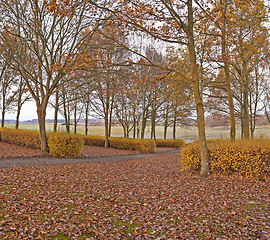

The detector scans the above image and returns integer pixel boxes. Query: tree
[106,0,210,176]
[1,0,107,153]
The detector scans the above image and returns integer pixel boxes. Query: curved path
[0,149,180,169]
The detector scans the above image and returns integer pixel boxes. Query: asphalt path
[0,149,180,169]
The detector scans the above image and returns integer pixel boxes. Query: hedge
[0,128,83,157]
[82,135,105,147]
[0,128,41,149]
[181,139,270,177]
[48,133,84,157]
[109,137,156,153]
[0,128,156,155]
[156,139,185,148]
[83,135,156,153]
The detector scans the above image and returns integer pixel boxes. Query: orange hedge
[156,139,185,148]
[48,133,83,157]
[0,128,40,149]
[181,139,270,177]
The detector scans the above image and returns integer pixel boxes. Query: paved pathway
[0,149,180,169]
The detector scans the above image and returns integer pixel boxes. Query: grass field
[3,123,270,142]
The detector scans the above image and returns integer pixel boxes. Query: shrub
[109,137,156,153]
[0,128,41,149]
[181,139,270,177]
[156,139,185,148]
[48,133,84,157]
[83,135,156,153]
[82,135,105,147]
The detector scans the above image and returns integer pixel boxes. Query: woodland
[1,0,270,174]
[0,1,270,239]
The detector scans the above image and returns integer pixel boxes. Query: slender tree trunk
[1,108,5,128]
[151,107,156,140]
[187,0,209,177]
[164,124,168,140]
[1,93,5,128]
[243,82,249,139]
[173,120,176,140]
[221,0,236,141]
[15,105,21,129]
[173,107,177,140]
[141,115,147,139]
[85,101,89,135]
[123,126,127,138]
[164,104,169,139]
[108,113,112,137]
[74,104,77,134]
[54,90,59,132]
[104,113,110,148]
[37,104,48,153]
[133,110,136,138]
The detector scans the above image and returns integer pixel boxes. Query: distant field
[3,123,270,142]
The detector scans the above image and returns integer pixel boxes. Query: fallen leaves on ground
[0,142,42,158]
[0,153,269,239]
[81,146,174,157]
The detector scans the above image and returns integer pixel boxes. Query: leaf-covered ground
[0,153,269,239]
[0,142,173,159]
[0,142,42,158]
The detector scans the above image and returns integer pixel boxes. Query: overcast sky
[5,101,60,121]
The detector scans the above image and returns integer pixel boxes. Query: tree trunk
[54,90,59,132]
[1,94,5,128]
[123,126,127,138]
[173,108,177,140]
[151,107,156,140]
[37,105,48,153]
[15,105,21,129]
[221,0,236,141]
[74,104,77,134]
[141,109,148,139]
[164,104,169,139]
[243,83,249,139]
[85,101,89,135]
[1,108,5,128]
[133,112,136,139]
[164,124,168,140]
[104,113,110,148]
[187,0,209,177]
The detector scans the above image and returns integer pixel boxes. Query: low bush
[82,135,105,147]
[83,135,156,153]
[48,133,84,157]
[0,128,40,149]
[109,137,156,153]
[156,139,185,148]
[181,139,270,177]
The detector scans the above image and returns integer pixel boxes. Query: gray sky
[5,101,58,121]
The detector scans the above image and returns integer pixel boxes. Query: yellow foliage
[181,139,270,177]
[48,133,83,157]
[83,135,156,153]
[0,128,41,149]
[109,138,156,153]
[156,139,185,148]
[82,135,105,147]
